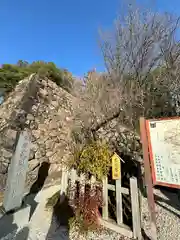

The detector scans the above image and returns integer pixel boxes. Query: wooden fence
[60,168,142,239]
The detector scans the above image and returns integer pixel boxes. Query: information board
[146,118,180,188]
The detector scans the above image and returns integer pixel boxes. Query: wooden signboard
[112,153,121,180]
[140,118,157,240]
[146,118,180,189]
[140,116,180,240]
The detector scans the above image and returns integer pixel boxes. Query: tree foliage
[98,2,180,129]
[0,60,73,96]
[72,2,180,136]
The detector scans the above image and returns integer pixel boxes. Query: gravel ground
[1,183,179,240]
[141,188,180,240]
[26,212,132,240]
[3,214,131,240]
[70,228,131,240]
[0,184,132,240]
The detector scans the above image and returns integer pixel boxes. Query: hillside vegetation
[0,60,73,96]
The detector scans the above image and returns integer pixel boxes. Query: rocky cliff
[0,74,76,191]
[0,74,141,192]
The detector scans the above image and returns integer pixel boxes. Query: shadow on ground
[46,194,74,240]
[0,161,50,240]
[0,212,30,240]
[0,213,18,239]
[154,186,180,218]
[15,226,29,240]
[24,161,50,221]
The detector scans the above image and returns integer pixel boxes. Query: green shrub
[69,141,112,180]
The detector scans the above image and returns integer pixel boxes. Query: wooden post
[69,169,77,205]
[60,167,68,203]
[102,177,108,220]
[130,177,142,240]
[79,174,85,202]
[116,178,123,225]
[140,117,157,240]
[90,175,96,196]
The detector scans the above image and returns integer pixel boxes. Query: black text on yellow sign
[112,153,121,180]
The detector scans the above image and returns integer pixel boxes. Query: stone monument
[3,130,31,212]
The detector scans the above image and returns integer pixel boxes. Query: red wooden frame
[140,117,157,239]
[145,118,180,189]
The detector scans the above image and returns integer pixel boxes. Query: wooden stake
[60,168,68,203]
[116,178,123,225]
[102,177,108,220]
[69,168,77,205]
[140,117,157,240]
[130,177,142,240]
[79,174,85,202]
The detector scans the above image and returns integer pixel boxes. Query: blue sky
[0,0,179,76]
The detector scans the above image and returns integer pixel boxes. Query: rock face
[0,74,76,191]
[0,74,142,192]
[96,119,141,161]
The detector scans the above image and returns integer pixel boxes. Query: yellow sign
[112,153,121,180]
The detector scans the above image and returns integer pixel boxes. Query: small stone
[30,121,38,130]
[27,114,34,121]
[110,120,117,128]
[49,152,62,163]
[51,101,59,108]
[40,147,46,157]
[29,149,35,160]
[45,139,55,149]
[65,117,71,122]
[2,149,12,159]
[31,143,38,152]
[49,131,58,137]
[121,133,126,140]
[135,135,140,141]
[49,120,58,130]
[39,88,48,98]
[54,143,64,151]
[49,163,62,173]
[37,138,46,145]
[40,156,49,163]
[107,133,112,139]
[35,150,42,159]
[4,129,17,148]
[119,142,125,148]
[28,159,40,171]
[6,129,17,141]
[46,151,54,157]
[115,132,119,137]
[48,80,57,89]
[25,119,30,125]
[31,104,38,114]
[32,130,41,139]
[41,79,48,86]
[0,174,7,191]
[38,124,47,130]
[0,162,8,174]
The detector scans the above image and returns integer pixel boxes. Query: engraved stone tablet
[3,130,31,212]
